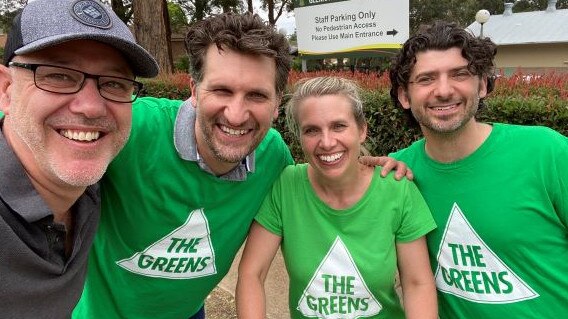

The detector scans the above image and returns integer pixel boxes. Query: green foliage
[211,0,241,13]
[0,47,4,62]
[0,8,21,34]
[408,0,568,33]
[273,93,304,163]
[105,0,132,24]
[168,2,189,33]
[291,57,303,71]
[174,55,190,72]
[479,96,568,137]
[361,90,422,155]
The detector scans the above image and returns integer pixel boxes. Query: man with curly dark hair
[390,21,568,319]
[390,21,496,128]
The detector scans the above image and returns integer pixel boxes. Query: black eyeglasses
[8,62,144,103]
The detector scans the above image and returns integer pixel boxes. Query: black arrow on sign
[386,29,398,36]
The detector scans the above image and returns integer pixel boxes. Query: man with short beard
[390,21,568,318]
[0,0,158,317]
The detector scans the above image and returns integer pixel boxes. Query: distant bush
[141,72,191,100]
[173,55,190,73]
[142,70,568,161]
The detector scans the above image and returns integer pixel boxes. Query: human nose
[433,75,455,98]
[223,96,249,126]
[68,78,108,118]
[319,130,336,149]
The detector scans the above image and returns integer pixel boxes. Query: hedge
[141,71,568,161]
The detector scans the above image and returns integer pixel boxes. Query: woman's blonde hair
[285,76,369,155]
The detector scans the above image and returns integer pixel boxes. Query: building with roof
[467,0,568,75]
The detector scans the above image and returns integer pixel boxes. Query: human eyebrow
[332,120,348,126]
[411,69,437,79]
[247,90,270,99]
[203,84,231,92]
[300,124,319,134]
[450,65,471,72]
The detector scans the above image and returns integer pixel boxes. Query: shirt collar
[173,99,255,181]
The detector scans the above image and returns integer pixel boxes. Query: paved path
[206,245,290,319]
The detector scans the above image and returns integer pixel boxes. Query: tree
[170,0,212,23]
[409,0,568,33]
[211,0,241,13]
[260,0,293,25]
[0,0,26,33]
[513,0,568,11]
[168,2,189,33]
[0,9,20,34]
[109,0,132,24]
[132,0,173,74]
[0,0,27,14]
[410,0,483,32]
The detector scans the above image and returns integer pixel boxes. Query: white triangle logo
[117,209,217,279]
[435,203,539,303]
[297,236,382,318]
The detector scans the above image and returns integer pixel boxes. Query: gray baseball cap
[3,0,159,78]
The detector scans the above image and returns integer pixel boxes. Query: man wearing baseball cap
[0,0,158,317]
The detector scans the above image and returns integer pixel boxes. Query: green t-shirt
[73,97,293,318]
[392,123,568,318]
[256,164,436,319]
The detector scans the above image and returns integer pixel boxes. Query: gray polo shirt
[0,123,100,318]
[173,99,255,181]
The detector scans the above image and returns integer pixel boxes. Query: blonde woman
[236,77,437,319]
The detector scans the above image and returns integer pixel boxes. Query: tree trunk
[247,0,253,13]
[132,0,173,74]
[264,0,288,25]
[267,0,275,25]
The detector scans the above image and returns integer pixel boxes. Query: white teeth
[432,104,457,111]
[319,152,343,162]
[61,129,100,141]
[220,126,247,136]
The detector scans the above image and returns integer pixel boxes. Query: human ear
[478,75,488,99]
[397,86,411,110]
[0,65,13,114]
[273,95,282,119]
[189,78,198,108]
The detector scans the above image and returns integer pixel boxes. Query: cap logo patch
[71,0,112,29]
